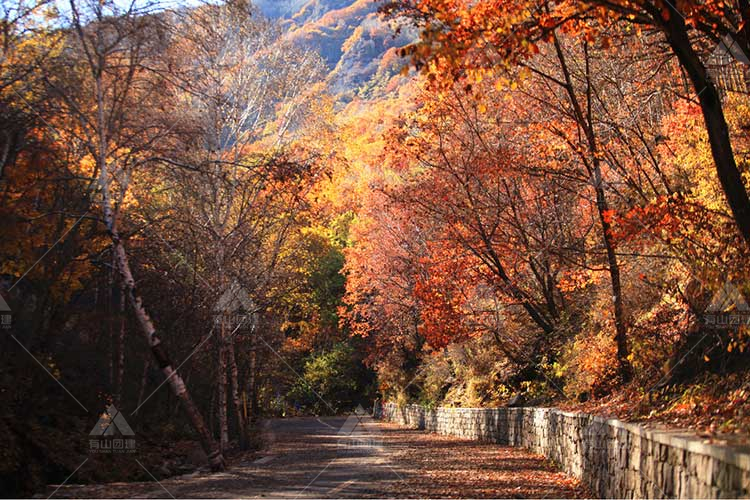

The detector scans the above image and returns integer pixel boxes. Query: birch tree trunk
[68,0,225,471]
[95,92,226,471]
[112,238,225,470]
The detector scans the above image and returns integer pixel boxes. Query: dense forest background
[2,0,750,496]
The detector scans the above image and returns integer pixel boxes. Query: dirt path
[44,416,588,498]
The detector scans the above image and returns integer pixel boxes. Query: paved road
[46,416,588,498]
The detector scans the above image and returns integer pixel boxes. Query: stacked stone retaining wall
[375,403,750,498]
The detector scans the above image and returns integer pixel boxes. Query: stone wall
[375,403,750,498]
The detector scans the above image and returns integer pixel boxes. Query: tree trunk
[228,339,247,450]
[112,238,225,470]
[218,316,229,451]
[248,331,257,423]
[663,14,750,244]
[552,34,633,383]
[593,169,633,383]
[115,278,126,407]
[137,357,150,409]
[209,386,216,438]
[108,249,114,389]
[81,5,225,472]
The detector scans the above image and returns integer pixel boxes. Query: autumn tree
[383,83,588,380]
[140,1,330,449]
[387,0,750,246]
[341,189,427,398]
[46,0,225,469]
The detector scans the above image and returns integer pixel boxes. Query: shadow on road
[44,416,589,498]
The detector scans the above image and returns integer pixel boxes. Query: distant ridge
[253,0,415,99]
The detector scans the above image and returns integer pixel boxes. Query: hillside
[255,0,414,99]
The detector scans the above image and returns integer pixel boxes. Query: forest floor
[42,416,588,498]
[556,373,750,440]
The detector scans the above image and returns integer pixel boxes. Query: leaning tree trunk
[663,14,750,245]
[112,236,225,470]
[89,39,225,470]
[228,339,248,450]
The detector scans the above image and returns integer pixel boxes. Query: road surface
[45,416,588,498]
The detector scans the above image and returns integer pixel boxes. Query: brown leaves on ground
[558,373,750,440]
[380,423,590,498]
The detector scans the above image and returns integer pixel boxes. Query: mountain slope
[255,0,414,99]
